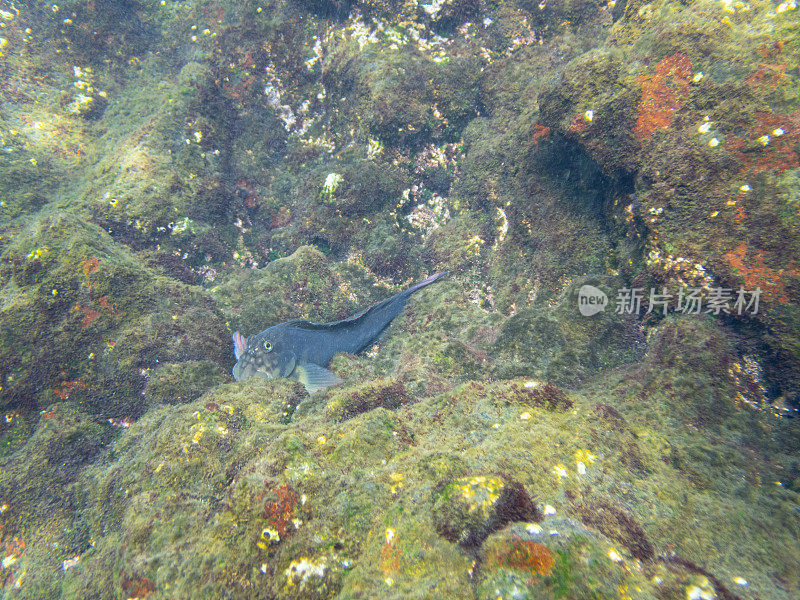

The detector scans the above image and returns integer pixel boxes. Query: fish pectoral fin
[294,362,343,394]
[282,352,297,378]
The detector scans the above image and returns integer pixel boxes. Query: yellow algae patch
[460,476,504,513]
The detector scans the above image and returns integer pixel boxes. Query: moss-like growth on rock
[0,213,229,419]
[432,475,540,547]
[326,377,409,421]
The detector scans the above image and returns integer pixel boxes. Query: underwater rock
[325,378,409,421]
[491,279,644,386]
[0,402,110,533]
[143,361,229,405]
[1,1,799,598]
[338,515,474,599]
[537,0,800,400]
[81,57,233,264]
[477,519,660,600]
[432,475,541,547]
[0,214,229,419]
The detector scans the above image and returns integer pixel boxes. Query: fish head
[232,331,297,382]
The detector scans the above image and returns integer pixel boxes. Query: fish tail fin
[353,271,449,352]
[402,271,449,297]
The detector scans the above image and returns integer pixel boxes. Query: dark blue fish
[232,272,448,393]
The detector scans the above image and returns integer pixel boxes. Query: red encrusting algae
[724,242,799,304]
[532,123,551,144]
[486,539,555,580]
[633,53,693,140]
[52,378,87,400]
[81,256,100,278]
[724,110,800,178]
[380,536,403,575]
[262,484,299,538]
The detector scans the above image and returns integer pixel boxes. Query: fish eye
[263,340,272,352]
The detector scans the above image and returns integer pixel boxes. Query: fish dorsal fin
[284,273,449,333]
[233,331,247,359]
[283,298,395,332]
[294,362,343,394]
[283,315,367,331]
[282,318,334,330]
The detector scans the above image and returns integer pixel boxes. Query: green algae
[0,213,229,418]
[2,312,800,598]
[0,0,799,598]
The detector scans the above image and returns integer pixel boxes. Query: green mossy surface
[4,315,799,599]
[0,0,799,598]
[0,213,229,417]
[539,0,800,391]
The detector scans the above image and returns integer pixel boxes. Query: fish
[232,271,448,393]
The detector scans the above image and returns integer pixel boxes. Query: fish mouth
[233,358,280,382]
[232,360,260,382]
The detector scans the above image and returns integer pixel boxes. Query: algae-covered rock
[338,515,474,599]
[0,403,111,597]
[491,278,645,386]
[3,333,799,599]
[143,360,229,405]
[79,55,234,266]
[538,0,800,397]
[477,519,660,600]
[432,475,541,547]
[325,377,409,421]
[1,0,800,598]
[0,213,229,418]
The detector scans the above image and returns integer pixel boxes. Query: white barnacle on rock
[322,172,343,199]
[285,557,327,586]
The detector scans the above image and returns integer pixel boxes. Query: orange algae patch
[380,539,403,575]
[53,378,87,399]
[122,576,155,599]
[747,41,788,90]
[633,53,693,140]
[746,62,787,89]
[568,113,589,134]
[532,123,551,144]
[2,536,26,572]
[97,295,117,314]
[81,256,100,278]
[486,540,555,579]
[78,304,101,328]
[724,110,800,177]
[75,295,117,328]
[734,205,746,226]
[725,243,800,304]
[262,484,299,538]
